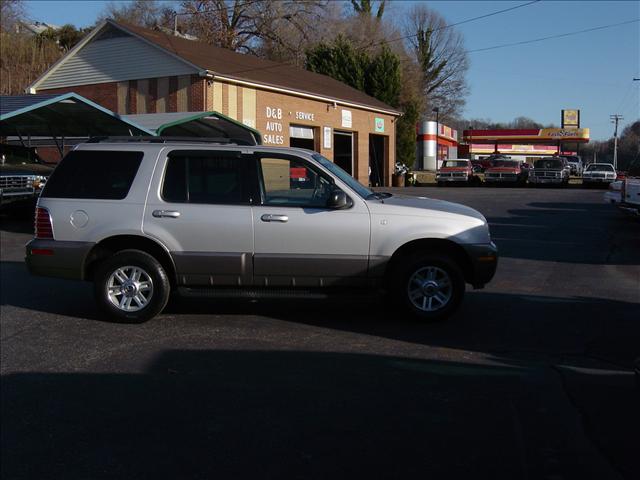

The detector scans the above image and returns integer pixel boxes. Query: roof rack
[86,136,250,145]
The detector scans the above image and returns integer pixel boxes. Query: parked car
[603,180,623,205]
[436,159,477,186]
[528,157,570,186]
[0,144,53,209]
[559,155,583,176]
[582,163,617,187]
[473,154,509,173]
[483,159,528,186]
[26,139,498,323]
[619,159,640,216]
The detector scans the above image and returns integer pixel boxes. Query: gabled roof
[0,92,154,137]
[30,19,401,116]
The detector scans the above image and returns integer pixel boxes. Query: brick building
[29,20,401,186]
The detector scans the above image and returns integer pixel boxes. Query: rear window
[42,150,143,200]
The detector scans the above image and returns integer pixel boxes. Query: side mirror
[326,189,353,210]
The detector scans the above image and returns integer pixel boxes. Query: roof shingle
[115,21,400,115]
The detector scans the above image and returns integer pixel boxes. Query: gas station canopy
[462,128,590,145]
[0,93,154,138]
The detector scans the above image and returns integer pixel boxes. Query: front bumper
[462,242,498,288]
[25,239,95,280]
[529,176,563,184]
[485,176,519,183]
[583,177,614,184]
[436,175,469,182]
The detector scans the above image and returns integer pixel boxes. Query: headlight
[29,175,47,188]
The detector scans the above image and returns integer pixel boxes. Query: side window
[162,152,249,205]
[42,150,143,200]
[259,157,333,207]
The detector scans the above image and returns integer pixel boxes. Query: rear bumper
[462,242,498,288]
[25,239,95,280]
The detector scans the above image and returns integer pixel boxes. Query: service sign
[341,109,352,128]
[374,117,384,133]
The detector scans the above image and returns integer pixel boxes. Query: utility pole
[610,114,623,170]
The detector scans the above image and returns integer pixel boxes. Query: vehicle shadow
[2,349,631,480]
[487,201,640,264]
[3,259,638,368]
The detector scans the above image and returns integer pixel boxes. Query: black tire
[390,252,466,322]
[93,249,170,323]
[437,181,444,187]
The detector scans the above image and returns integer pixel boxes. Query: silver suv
[26,139,497,322]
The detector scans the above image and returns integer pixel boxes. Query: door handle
[152,210,181,218]
[261,214,288,223]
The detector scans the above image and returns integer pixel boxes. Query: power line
[364,0,541,50]
[469,18,640,53]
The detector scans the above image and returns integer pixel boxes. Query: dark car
[0,145,54,209]
[528,157,570,186]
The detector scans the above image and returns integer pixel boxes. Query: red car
[484,159,528,186]
[436,159,477,186]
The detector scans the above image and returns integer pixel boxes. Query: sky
[22,0,640,140]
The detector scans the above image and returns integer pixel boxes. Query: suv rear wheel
[392,253,465,321]
[94,249,170,323]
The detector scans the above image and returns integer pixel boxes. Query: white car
[603,180,623,204]
[26,139,498,323]
[582,163,616,186]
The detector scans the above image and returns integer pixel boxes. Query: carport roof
[123,111,262,145]
[0,92,154,137]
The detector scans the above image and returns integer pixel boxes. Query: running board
[177,287,378,300]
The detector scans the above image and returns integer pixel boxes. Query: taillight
[35,207,54,239]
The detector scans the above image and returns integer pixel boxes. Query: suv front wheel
[94,249,170,323]
[392,253,465,321]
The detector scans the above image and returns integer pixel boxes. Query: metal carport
[0,93,154,157]
[123,111,262,146]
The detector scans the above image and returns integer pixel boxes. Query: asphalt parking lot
[1,186,638,479]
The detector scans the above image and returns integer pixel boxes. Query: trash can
[392,173,405,187]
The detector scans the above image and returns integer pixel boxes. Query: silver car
[582,163,616,186]
[26,139,497,323]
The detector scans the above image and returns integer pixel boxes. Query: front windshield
[491,160,518,168]
[534,159,562,169]
[586,164,614,172]
[442,160,468,168]
[312,153,373,199]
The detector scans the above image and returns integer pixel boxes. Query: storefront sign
[264,106,284,145]
[341,109,352,128]
[374,117,384,133]
[323,126,332,149]
[295,111,315,122]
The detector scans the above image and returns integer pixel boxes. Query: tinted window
[259,156,333,207]
[534,159,563,169]
[42,150,142,199]
[162,153,248,204]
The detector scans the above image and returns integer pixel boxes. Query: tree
[178,0,328,57]
[38,24,88,51]
[306,36,418,167]
[350,0,386,19]
[100,0,171,28]
[403,4,468,122]
[1,0,24,32]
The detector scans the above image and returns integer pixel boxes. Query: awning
[123,111,262,145]
[462,128,590,144]
[0,93,154,138]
